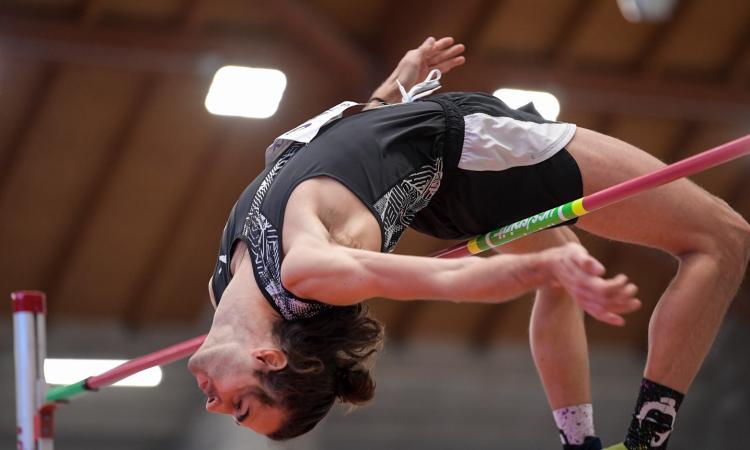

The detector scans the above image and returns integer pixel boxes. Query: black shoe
[563,436,603,450]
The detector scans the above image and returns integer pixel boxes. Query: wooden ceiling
[1,0,748,348]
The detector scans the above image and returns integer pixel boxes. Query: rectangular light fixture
[617,0,677,22]
[205,66,287,119]
[44,359,163,388]
[493,88,561,121]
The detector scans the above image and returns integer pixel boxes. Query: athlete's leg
[499,227,600,448]
[499,228,590,409]
[566,127,750,447]
[568,127,750,390]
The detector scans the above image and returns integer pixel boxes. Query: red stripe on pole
[11,291,46,314]
[583,134,750,212]
[86,334,206,390]
[36,404,56,439]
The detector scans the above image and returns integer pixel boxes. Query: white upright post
[12,291,46,450]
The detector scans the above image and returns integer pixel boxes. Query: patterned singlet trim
[373,158,444,252]
[245,142,444,320]
[245,142,332,321]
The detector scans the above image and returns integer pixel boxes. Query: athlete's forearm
[368,75,400,104]
[363,75,400,111]
[282,244,555,305]
[419,253,553,303]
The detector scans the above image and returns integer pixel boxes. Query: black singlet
[211,100,448,320]
[210,93,582,321]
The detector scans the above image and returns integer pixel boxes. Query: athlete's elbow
[280,256,318,299]
[283,272,368,305]
[283,277,319,300]
[281,250,368,304]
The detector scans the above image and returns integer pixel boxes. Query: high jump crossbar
[13,133,750,449]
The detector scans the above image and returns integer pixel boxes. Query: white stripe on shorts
[459,113,577,171]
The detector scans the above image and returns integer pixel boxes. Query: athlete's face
[188,341,287,436]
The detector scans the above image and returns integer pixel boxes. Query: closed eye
[235,409,249,423]
[234,398,249,423]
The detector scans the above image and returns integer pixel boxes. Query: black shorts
[411,92,583,240]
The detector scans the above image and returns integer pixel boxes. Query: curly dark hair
[258,303,384,440]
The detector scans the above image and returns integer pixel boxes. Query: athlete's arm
[281,241,640,326]
[364,36,466,110]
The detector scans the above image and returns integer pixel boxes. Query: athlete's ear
[251,349,288,371]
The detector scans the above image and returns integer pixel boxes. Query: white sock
[553,404,595,445]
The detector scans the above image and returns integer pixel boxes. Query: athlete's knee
[713,206,750,268]
[730,212,750,267]
[681,203,750,274]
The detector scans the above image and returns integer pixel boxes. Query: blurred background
[1,0,749,448]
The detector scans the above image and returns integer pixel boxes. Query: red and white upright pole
[12,291,53,450]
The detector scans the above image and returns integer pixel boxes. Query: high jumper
[182,36,750,450]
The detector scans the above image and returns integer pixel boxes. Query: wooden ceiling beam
[661,120,703,163]
[0,1,81,19]
[0,63,59,198]
[630,0,693,76]
[454,57,750,124]
[456,0,504,55]
[119,2,237,327]
[10,15,744,124]
[260,0,372,96]
[0,15,313,76]
[78,0,103,26]
[121,122,230,327]
[722,15,750,87]
[44,75,159,317]
[546,0,598,65]
[376,0,493,72]
[177,0,204,32]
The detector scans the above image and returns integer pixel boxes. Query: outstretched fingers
[550,243,641,326]
[429,43,465,62]
[577,285,640,325]
[578,274,641,326]
[427,37,466,74]
[432,36,454,50]
[417,36,437,52]
[433,55,466,74]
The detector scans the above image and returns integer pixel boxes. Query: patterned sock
[624,378,684,449]
[554,404,596,446]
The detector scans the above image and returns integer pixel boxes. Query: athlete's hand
[545,243,641,326]
[392,36,466,92]
[368,36,466,106]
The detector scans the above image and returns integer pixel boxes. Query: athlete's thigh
[567,127,736,255]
